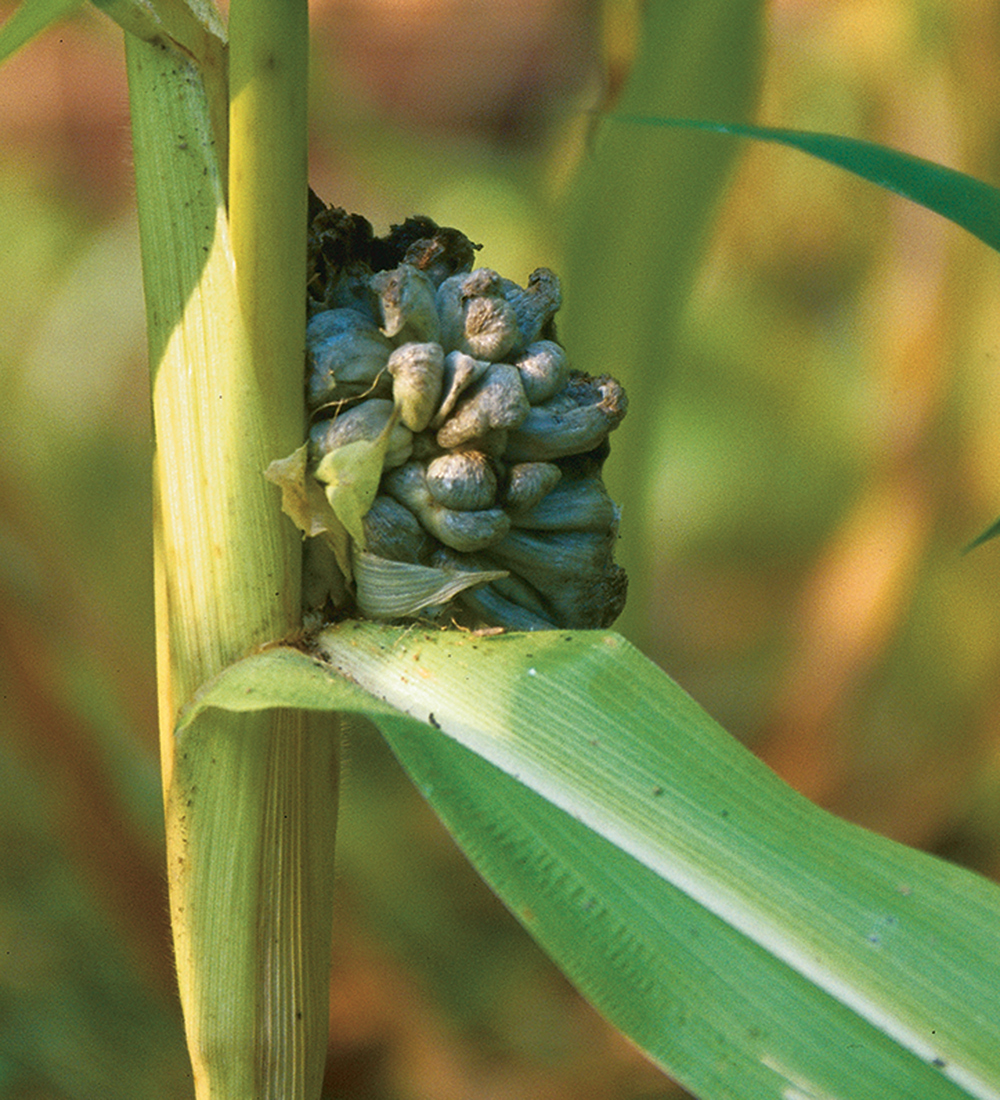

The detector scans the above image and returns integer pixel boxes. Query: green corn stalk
[125,3,337,1096]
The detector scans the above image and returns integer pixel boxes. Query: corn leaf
[603,114,1000,550]
[608,116,1000,255]
[965,518,1000,553]
[315,429,394,549]
[180,624,1000,1100]
[0,0,82,63]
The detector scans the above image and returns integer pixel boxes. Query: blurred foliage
[2,1,1000,1098]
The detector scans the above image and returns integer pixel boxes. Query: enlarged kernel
[514,341,569,405]
[306,309,392,409]
[425,451,497,511]
[435,364,529,449]
[370,263,440,344]
[386,342,444,432]
[309,399,413,470]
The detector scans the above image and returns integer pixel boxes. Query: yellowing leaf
[0,0,83,65]
[265,444,353,579]
[265,445,326,537]
[313,407,400,548]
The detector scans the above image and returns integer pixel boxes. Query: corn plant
[3,2,1000,1100]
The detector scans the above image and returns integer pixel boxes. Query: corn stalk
[125,3,337,1096]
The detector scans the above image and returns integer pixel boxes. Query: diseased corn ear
[277,202,629,630]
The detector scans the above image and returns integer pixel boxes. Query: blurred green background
[3,1,1000,1097]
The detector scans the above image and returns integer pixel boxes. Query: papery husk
[353,549,507,620]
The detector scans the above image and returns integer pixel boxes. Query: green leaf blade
[183,626,1000,1100]
[393,726,974,1100]
[308,626,1000,1098]
[964,514,1000,554]
[609,116,1000,254]
[0,0,82,65]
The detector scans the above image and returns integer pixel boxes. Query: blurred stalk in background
[3,2,1000,1098]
